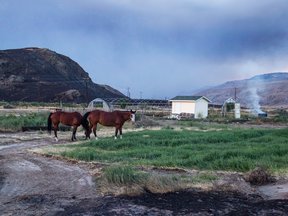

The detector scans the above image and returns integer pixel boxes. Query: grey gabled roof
[169,96,212,102]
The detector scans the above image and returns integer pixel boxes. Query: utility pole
[235,87,237,101]
[140,91,142,99]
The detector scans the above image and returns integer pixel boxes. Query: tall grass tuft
[96,165,216,196]
[102,165,144,185]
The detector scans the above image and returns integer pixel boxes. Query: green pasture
[0,112,49,130]
[56,127,288,174]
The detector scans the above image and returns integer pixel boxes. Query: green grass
[101,165,147,184]
[0,112,50,130]
[57,127,288,174]
[97,164,217,195]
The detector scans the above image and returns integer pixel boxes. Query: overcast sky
[1,0,288,99]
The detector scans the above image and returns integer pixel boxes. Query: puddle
[257,183,288,200]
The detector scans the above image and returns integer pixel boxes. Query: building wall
[172,101,195,114]
[181,101,195,113]
[195,99,209,118]
[171,99,209,118]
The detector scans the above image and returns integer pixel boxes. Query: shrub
[117,98,130,109]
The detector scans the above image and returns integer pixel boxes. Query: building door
[174,102,181,114]
[235,103,241,118]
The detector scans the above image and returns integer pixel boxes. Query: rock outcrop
[0,47,125,103]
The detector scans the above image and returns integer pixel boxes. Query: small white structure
[169,96,212,119]
[88,98,110,111]
[221,97,241,119]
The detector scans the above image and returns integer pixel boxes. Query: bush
[30,102,38,106]
[274,113,288,122]
[117,98,130,109]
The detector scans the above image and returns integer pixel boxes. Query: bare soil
[1,122,288,215]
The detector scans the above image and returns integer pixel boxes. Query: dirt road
[1,131,288,215]
[0,134,100,215]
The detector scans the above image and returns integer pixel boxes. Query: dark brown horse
[48,111,86,141]
[82,110,136,140]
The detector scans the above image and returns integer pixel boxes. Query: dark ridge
[0,47,125,103]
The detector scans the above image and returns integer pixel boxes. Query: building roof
[169,96,212,102]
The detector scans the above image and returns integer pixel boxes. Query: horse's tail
[47,113,53,135]
[82,112,91,132]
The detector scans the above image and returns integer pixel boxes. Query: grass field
[0,112,50,130]
[2,110,288,195]
[52,127,288,175]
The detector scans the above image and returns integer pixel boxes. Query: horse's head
[130,110,136,124]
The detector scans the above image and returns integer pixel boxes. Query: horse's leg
[54,123,59,142]
[119,126,123,139]
[93,124,98,141]
[88,123,93,140]
[72,125,77,141]
[115,126,120,140]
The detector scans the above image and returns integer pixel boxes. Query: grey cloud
[1,0,288,98]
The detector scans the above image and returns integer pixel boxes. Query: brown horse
[82,110,136,140]
[48,111,85,142]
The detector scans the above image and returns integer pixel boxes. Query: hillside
[195,72,288,108]
[0,47,125,103]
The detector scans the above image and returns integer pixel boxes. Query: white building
[169,96,212,119]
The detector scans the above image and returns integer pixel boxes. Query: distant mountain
[0,47,125,103]
[215,73,288,88]
[194,72,288,108]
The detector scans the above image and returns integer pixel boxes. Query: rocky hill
[0,47,125,103]
[195,72,288,108]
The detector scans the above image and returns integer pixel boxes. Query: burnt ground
[1,124,288,215]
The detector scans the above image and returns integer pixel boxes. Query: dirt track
[1,128,288,215]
